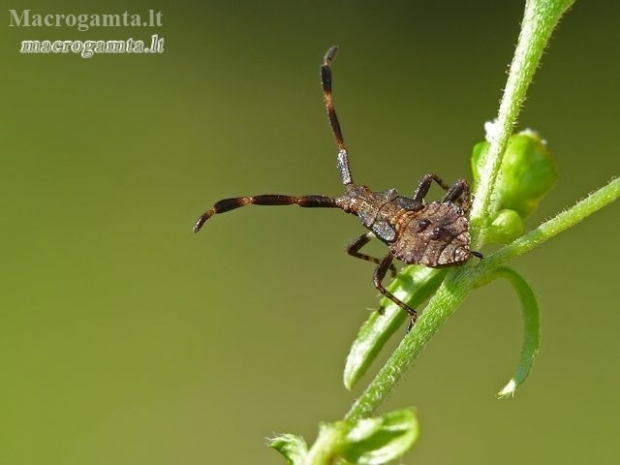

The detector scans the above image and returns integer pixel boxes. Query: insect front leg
[413,174,472,215]
[412,173,453,203]
[441,179,471,216]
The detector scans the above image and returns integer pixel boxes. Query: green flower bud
[486,209,525,244]
[471,130,559,218]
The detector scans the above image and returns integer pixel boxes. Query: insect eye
[417,219,431,232]
[430,227,447,240]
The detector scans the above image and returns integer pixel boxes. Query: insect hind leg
[372,253,418,330]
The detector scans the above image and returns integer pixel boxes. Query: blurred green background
[2,1,619,464]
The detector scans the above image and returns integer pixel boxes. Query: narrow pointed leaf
[340,408,419,465]
[269,434,308,465]
[477,266,540,397]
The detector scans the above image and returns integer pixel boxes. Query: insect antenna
[321,46,353,186]
[193,194,339,233]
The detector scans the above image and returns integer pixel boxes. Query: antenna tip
[323,46,338,65]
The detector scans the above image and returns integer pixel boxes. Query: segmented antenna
[321,46,353,186]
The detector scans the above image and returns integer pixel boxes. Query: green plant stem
[304,424,343,465]
[470,0,575,246]
[479,176,620,272]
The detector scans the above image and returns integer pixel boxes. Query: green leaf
[269,434,308,465]
[299,410,419,465]
[476,267,541,397]
[344,267,446,390]
[340,409,419,465]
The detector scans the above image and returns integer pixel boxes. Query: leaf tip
[496,379,518,399]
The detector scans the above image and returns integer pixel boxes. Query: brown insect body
[335,185,471,267]
[194,46,480,328]
[391,202,470,267]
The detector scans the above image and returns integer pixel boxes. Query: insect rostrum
[194,46,481,329]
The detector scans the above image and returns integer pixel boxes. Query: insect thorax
[337,185,402,240]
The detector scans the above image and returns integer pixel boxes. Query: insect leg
[441,179,471,215]
[346,232,396,277]
[442,180,480,257]
[413,175,472,214]
[372,253,418,328]
[412,174,452,203]
[193,194,339,233]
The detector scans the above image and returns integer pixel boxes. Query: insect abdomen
[389,202,471,267]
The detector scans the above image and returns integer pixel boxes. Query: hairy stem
[480,176,619,271]
[470,0,575,246]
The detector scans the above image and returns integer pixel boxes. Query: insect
[194,46,481,329]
